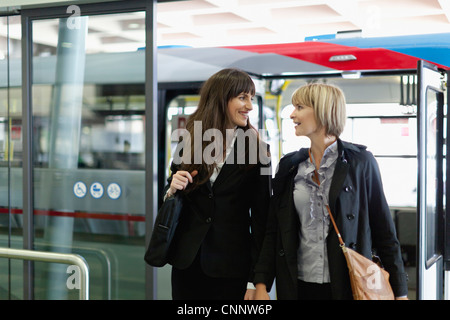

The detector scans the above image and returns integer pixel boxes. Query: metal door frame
[417,60,445,299]
[445,70,450,299]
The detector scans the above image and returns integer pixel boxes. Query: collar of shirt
[308,141,339,173]
[297,141,338,198]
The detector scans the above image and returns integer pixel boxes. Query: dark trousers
[171,253,247,300]
[297,279,332,300]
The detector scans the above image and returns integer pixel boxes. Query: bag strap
[309,149,345,247]
[326,204,345,247]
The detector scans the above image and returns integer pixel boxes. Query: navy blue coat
[253,139,408,299]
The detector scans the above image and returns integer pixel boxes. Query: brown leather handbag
[326,205,395,300]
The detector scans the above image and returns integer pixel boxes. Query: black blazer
[167,138,271,281]
[253,139,408,299]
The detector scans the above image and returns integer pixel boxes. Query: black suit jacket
[253,139,408,299]
[167,139,271,281]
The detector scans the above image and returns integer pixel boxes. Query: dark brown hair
[178,68,259,191]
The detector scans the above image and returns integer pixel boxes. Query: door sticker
[90,182,104,199]
[107,183,121,200]
[73,181,87,198]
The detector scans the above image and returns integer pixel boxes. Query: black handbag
[144,194,183,267]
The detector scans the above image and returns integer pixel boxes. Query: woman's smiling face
[226,92,254,128]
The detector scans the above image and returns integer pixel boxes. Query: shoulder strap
[326,205,345,247]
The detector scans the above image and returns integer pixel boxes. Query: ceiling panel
[192,12,250,25]
[158,0,217,12]
[271,5,342,21]
[226,27,276,37]
[2,0,450,51]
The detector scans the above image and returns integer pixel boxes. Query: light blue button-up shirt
[293,141,338,284]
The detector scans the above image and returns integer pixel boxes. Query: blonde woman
[253,83,408,300]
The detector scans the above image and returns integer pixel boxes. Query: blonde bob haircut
[291,83,347,138]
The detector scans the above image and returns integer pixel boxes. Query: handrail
[0,247,89,300]
[35,241,112,299]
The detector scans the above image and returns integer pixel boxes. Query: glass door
[417,60,445,300]
[0,14,23,300]
[22,3,152,300]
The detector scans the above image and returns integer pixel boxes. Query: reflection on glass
[32,12,146,300]
[425,88,438,265]
[0,15,23,300]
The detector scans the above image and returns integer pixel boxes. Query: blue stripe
[317,33,450,67]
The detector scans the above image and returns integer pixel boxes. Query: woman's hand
[253,283,270,300]
[244,289,255,300]
[168,170,198,196]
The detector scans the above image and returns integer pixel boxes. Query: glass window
[425,88,440,266]
[345,117,417,207]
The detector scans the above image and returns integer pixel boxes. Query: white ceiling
[2,0,450,52]
[157,0,450,47]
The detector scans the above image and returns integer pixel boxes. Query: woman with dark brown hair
[164,68,271,300]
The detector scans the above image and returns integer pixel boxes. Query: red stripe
[226,42,447,71]
[0,207,145,222]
